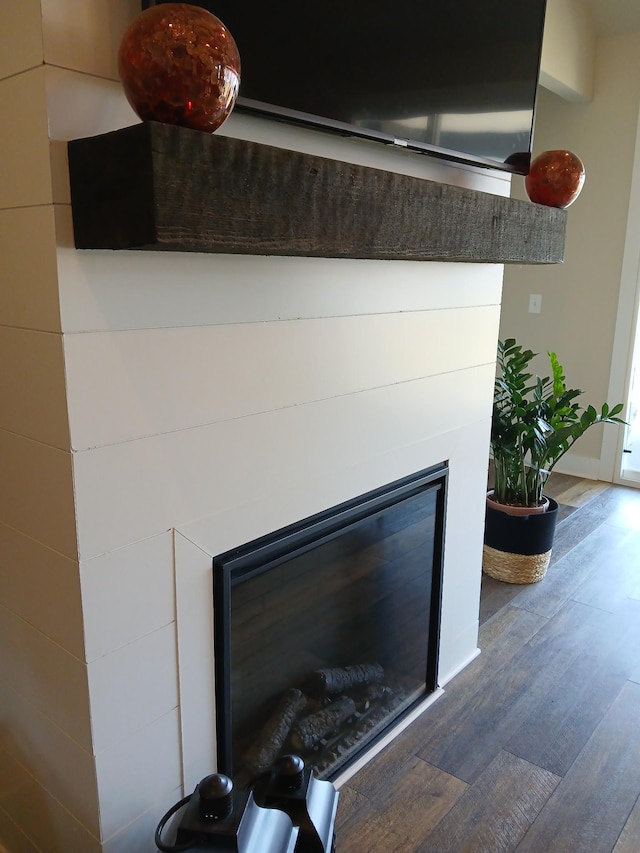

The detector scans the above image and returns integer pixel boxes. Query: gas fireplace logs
[240,663,397,781]
[290,697,357,752]
[243,687,307,778]
[310,663,384,696]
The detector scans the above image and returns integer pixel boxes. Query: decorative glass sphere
[118,3,241,133]
[525,150,585,209]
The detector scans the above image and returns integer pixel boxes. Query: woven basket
[482,544,551,584]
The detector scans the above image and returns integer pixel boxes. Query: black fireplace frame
[212,462,448,779]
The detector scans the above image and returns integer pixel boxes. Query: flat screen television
[141,1,547,175]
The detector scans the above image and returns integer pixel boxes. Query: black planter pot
[483,496,559,584]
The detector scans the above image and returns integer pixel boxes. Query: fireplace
[213,464,447,784]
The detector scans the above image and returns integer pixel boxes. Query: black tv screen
[142,1,547,175]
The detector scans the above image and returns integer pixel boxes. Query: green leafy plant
[491,338,625,507]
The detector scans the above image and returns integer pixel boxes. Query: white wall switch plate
[528,294,542,314]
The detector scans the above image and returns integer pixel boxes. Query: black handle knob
[198,773,234,820]
[274,754,305,791]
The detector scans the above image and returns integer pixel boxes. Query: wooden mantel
[67,121,566,264]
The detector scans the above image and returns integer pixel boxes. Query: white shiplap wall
[0,2,508,850]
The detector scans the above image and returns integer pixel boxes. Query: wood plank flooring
[335,476,640,852]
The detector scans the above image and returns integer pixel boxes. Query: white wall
[540,0,597,102]
[0,2,509,850]
[502,30,640,479]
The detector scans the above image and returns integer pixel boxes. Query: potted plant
[484,338,624,584]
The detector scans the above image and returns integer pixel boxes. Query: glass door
[621,312,640,483]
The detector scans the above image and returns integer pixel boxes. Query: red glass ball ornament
[525,150,585,209]
[118,3,241,133]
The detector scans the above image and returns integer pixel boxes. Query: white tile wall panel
[102,784,183,853]
[0,68,52,209]
[41,0,138,82]
[174,532,216,790]
[0,0,44,81]
[45,66,138,143]
[80,531,174,662]
[0,327,69,450]
[95,709,182,840]
[0,431,77,560]
[0,524,83,659]
[63,306,500,450]
[87,623,178,753]
[439,623,482,688]
[0,806,41,853]
[50,139,71,204]
[0,207,61,333]
[437,421,492,681]
[55,225,503,333]
[182,417,489,561]
[1,685,99,834]
[0,748,101,853]
[0,607,92,750]
[73,363,494,559]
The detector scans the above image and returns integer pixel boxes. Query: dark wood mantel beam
[68,121,566,264]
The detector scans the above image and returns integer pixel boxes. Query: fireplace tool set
[154,754,338,852]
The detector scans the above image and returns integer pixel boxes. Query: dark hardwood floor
[335,474,640,852]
